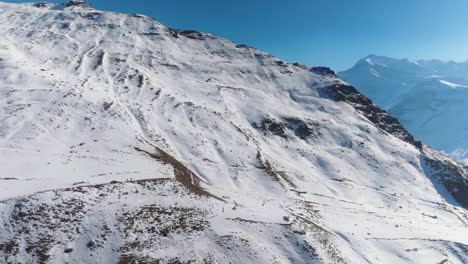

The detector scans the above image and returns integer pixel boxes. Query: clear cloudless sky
[4,0,468,71]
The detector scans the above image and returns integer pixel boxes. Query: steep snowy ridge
[0,2,467,263]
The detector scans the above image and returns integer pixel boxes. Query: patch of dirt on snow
[134,147,223,200]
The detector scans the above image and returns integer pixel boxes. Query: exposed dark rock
[423,156,468,208]
[236,44,252,49]
[177,30,203,39]
[137,75,144,88]
[165,28,179,38]
[310,67,336,76]
[86,240,96,249]
[292,63,308,70]
[142,32,160,36]
[94,51,105,70]
[293,230,306,235]
[255,118,288,138]
[321,84,422,150]
[161,63,180,70]
[128,14,146,19]
[103,101,113,110]
[0,177,19,181]
[33,2,50,8]
[65,0,91,8]
[284,117,319,140]
[164,28,214,40]
[275,60,286,66]
[82,12,102,20]
[59,22,70,30]
[177,30,214,40]
[254,117,319,140]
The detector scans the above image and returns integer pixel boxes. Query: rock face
[0,2,467,264]
[423,151,468,208]
[321,84,423,150]
[65,0,91,8]
[339,55,468,164]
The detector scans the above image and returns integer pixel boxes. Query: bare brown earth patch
[256,151,297,189]
[134,147,223,201]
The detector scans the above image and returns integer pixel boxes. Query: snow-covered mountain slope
[0,2,467,263]
[339,55,468,164]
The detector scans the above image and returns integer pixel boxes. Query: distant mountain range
[340,55,468,164]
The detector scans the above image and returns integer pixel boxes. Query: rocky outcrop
[253,117,320,140]
[309,67,336,76]
[65,0,91,8]
[424,155,468,208]
[322,84,423,150]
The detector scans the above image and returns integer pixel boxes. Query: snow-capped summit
[340,56,468,164]
[0,2,467,263]
[359,55,423,70]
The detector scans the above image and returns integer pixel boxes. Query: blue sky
[5,0,468,70]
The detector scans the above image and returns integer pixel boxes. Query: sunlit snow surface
[0,2,467,263]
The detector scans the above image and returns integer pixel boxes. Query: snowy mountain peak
[0,2,467,263]
[340,55,468,164]
[362,54,390,65]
